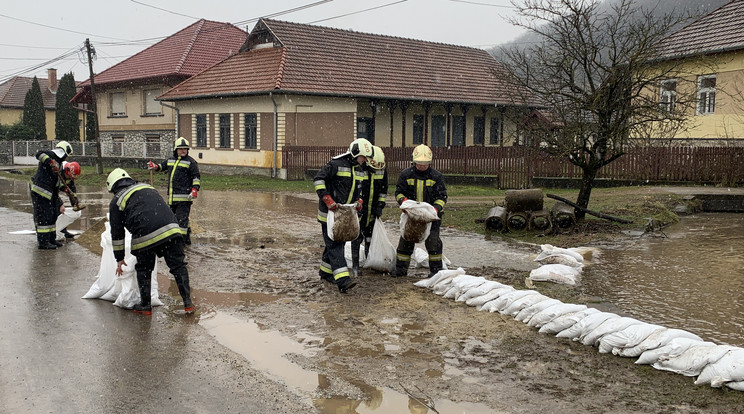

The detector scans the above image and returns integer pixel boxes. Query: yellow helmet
[412,144,432,163]
[56,140,73,156]
[368,146,386,169]
[349,138,374,159]
[174,137,190,150]
[106,168,131,192]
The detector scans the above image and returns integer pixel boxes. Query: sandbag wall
[414,268,744,392]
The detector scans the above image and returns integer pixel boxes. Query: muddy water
[582,213,744,347]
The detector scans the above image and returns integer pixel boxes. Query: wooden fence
[283,145,744,189]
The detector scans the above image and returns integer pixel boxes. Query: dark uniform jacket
[395,166,448,213]
[108,178,182,261]
[30,149,66,204]
[156,152,201,204]
[362,165,388,226]
[313,152,367,222]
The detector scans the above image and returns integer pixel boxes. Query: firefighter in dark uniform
[350,145,388,276]
[148,137,201,245]
[106,168,194,315]
[57,161,82,239]
[30,141,73,250]
[392,144,448,278]
[314,138,374,293]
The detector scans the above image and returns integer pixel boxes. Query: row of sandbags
[414,268,744,392]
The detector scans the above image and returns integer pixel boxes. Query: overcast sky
[0,0,524,84]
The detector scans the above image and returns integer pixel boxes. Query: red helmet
[63,161,81,179]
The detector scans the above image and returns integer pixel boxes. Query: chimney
[48,68,58,92]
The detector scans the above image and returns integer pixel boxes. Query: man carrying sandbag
[313,138,372,293]
[392,144,448,278]
[350,145,388,276]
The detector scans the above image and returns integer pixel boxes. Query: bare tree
[500,0,712,218]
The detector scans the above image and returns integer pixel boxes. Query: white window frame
[143,88,162,115]
[659,79,677,113]
[697,74,716,115]
[110,92,126,117]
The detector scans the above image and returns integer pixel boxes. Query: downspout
[269,92,278,178]
[160,101,180,138]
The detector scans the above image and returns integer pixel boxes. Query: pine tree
[55,72,80,141]
[22,77,47,140]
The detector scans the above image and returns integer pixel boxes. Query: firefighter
[30,141,72,250]
[57,161,82,239]
[350,145,388,276]
[106,168,194,315]
[392,144,448,278]
[147,137,201,245]
[314,138,373,293]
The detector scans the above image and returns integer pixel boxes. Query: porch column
[423,102,431,145]
[445,103,453,147]
[400,102,410,147]
[460,104,469,146]
[388,100,398,147]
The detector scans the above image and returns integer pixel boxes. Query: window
[473,116,485,145]
[110,92,126,117]
[659,79,676,113]
[244,113,257,149]
[412,114,424,145]
[112,135,124,156]
[195,114,207,147]
[143,89,161,115]
[219,114,231,148]
[431,115,446,147]
[452,115,465,146]
[490,118,501,145]
[145,134,160,158]
[697,75,716,115]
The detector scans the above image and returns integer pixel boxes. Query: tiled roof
[656,0,744,58]
[80,19,246,87]
[0,76,57,109]
[159,19,524,106]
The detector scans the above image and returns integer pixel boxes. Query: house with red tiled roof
[72,19,246,157]
[652,0,744,143]
[0,68,82,139]
[157,18,536,176]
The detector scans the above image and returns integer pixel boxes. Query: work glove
[434,205,443,218]
[400,197,408,213]
[373,201,385,218]
[50,160,59,173]
[188,188,198,200]
[147,161,159,170]
[355,198,363,212]
[322,194,337,211]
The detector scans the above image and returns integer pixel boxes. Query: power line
[446,0,513,7]
[129,0,201,19]
[0,13,131,41]
[232,0,335,26]
[308,0,407,24]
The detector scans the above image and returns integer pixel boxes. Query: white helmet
[349,138,374,159]
[368,146,386,169]
[56,141,73,156]
[174,137,190,150]
[106,168,131,192]
[412,144,433,164]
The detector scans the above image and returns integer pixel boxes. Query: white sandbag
[400,199,439,222]
[556,311,619,340]
[411,247,451,270]
[580,317,644,347]
[537,244,584,263]
[652,343,732,377]
[414,267,465,289]
[617,328,704,358]
[501,293,550,317]
[635,337,708,365]
[454,279,494,302]
[434,274,478,296]
[539,308,600,334]
[472,286,516,310]
[457,280,507,303]
[529,303,588,328]
[327,204,360,242]
[725,381,744,391]
[598,323,665,354]
[443,276,486,299]
[343,242,367,268]
[399,200,438,243]
[695,348,744,387]
[482,289,538,313]
[515,298,562,324]
[535,253,583,268]
[529,263,581,285]
[363,219,396,272]
[56,209,82,241]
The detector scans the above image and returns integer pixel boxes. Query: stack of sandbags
[528,244,591,285]
[413,270,744,392]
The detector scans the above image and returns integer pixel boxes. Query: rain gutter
[269,92,278,178]
[160,102,180,138]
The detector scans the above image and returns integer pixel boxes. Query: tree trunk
[575,168,597,220]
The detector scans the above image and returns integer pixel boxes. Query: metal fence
[0,140,164,162]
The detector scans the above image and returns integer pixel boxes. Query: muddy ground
[74,188,742,414]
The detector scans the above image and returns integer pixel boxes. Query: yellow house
[653,0,744,144]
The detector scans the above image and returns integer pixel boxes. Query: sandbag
[514,298,562,324]
[501,293,550,317]
[695,347,744,387]
[556,311,619,341]
[539,308,600,334]
[537,244,584,263]
[528,303,588,328]
[473,287,517,310]
[481,289,538,313]
[617,328,703,358]
[414,267,465,289]
[56,209,82,241]
[457,280,506,303]
[327,204,360,242]
[580,317,644,347]
[652,343,732,377]
[597,323,665,354]
[535,253,583,268]
[635,337,707,366]
[529,264,581,285]
[412,247,451,270]
[399,200,439,243]
[363,219,396,272]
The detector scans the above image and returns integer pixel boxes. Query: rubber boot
[135,271,153,315]
[428,260,443,279]
[391,259,409,278]
[337,276,357,293]
[351,245,361,277]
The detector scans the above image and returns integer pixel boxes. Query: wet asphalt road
[0,207,311,414]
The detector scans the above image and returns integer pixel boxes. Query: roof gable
[83,19,246,87]
[160,18,522,105]
[656,0,744,58]
[0,76,57,109]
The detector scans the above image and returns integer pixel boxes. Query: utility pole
[85,38,104,174]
